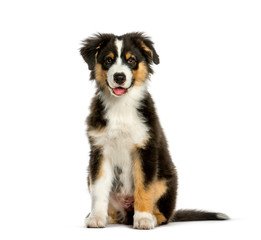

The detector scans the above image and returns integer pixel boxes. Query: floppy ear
[131,32,160,65]
[140,39,160,65]
[80,33,113,70]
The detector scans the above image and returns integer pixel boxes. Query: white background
[0,0,260,239]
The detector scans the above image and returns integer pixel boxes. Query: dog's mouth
[112,87,127,96]
[106,79,135,96]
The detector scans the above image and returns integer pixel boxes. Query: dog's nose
[114,73,126,85]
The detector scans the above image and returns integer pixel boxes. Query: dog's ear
[80,33,114,70]
[131,32,160,65]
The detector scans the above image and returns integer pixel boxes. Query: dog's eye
[105,57,113,65]
[127,57,136,64]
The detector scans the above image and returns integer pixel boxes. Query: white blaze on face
[107,39,133,90]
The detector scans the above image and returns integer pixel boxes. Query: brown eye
[127,57,136,65]
[105,57,113,64]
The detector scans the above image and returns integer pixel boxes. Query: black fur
[80,33,115,70]
[137,92,178,222]
[87,94,107,130]
[88,146,103,183]
[122,32,159,65]
[173,210,228,222]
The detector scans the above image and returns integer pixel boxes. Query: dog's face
[80,32,159,96]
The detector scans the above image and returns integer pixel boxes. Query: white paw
[133,212,156,230]
[84,214,107,228]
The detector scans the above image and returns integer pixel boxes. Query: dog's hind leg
[132,148,157,229]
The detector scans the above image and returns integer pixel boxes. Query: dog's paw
[84,214,107,228]
[133,212,156,230]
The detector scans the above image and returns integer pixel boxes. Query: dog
[80,32,228,229]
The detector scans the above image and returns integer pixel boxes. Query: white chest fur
[88,87,149,195]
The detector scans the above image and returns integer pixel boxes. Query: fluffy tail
[172,209,229,222]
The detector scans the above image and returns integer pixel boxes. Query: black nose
[114,73,126,85]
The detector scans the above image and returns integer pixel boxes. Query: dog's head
[80,32,159,96]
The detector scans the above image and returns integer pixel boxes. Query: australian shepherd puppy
[80,32,228,229]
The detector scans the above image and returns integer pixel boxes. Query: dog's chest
[91,97,149,150]
[89,98,149,195]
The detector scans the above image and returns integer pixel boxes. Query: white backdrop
[0,0,260,239]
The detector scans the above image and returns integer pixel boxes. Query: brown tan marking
[141,41,153,57]
[153,206,167,225]
[107,204,118,224]
[132,145,168,224]
[87,128,106,149]
[88,127,105,136]
[125,52,132,60]
[95,156,105,180]
[132,61,149,87]
[87,156,105,188]
[153,180,167,225]
[154,179,167,201]
[133,151,154,213]
[131,137,150,152]
[107,52,114,59]
[96,41,104,50]
[94,63,109,93]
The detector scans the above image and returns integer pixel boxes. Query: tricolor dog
[80,32,228,229]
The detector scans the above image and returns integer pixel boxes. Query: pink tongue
[113,87,126,95]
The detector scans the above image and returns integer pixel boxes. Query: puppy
[80,32,228,229]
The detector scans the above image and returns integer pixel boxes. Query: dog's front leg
[133,147,157,230]
[85,154,113,228]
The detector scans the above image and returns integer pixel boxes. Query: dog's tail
[172,209,229,222]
